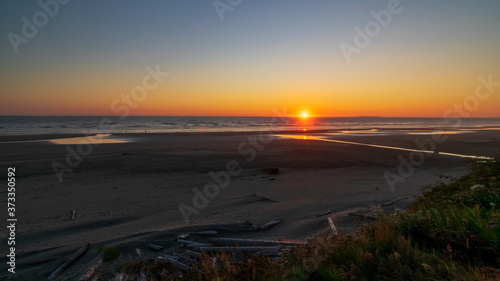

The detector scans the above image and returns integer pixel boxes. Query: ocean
[0,116,500,136]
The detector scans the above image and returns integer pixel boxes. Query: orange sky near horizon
[2,63,499,117]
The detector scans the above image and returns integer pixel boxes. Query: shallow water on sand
[275,134,493,160]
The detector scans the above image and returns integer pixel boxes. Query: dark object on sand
[259,217,283,231]
[47,243,90,281]
[148,243,163,251]
[264,167,279,175]
[315,210,332,218]
[250,194,277,203]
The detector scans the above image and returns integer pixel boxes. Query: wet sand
[0,129,499,280]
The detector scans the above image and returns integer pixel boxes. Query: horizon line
[1,115,500,119]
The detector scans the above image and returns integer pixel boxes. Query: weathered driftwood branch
[327,218,338,236]
[177,234,190,240]
[47,243,90,281]
[207,238,303,247]
[78,257,102,281]
[349,212,377,220]
[190,221,258,232]
[316,210,332,218]
[177,239,207,249]
[148,243,163,251]
[195,246,284,256]
[259,217,283,231]
[186,243,209,249]
[380,197,407,207]
[185,250,203,260]
[190,231,218,236]
[160,255,191,271]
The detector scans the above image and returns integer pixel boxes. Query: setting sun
[301,112,308,118]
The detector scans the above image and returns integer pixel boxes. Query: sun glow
[301,111,308,118]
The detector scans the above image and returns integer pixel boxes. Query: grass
[99,245,121,262]
[121,154,500,280]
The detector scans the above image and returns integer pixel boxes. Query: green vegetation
[100,245,121,262]
[123,155,500,280]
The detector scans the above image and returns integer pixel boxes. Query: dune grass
[99,245,121,262]
[123,155,500,280]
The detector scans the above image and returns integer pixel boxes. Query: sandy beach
[0,129,499,280]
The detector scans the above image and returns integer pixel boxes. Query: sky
[0,0,499,117]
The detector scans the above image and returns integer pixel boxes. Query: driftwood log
[160,255,191,271]
[259,217,283,231]
[47,243,90,281]
[186,243,209,249]
[185,250,203,260]
[177,234,190,240]
[316,210,332,218]
[327,218,338,236]
[194,246,285,256]
[78,256,102,281]
[177,239,207,249]
[380,197,407,207]
[148,243,163,251]
[207,238,303,247]
[189,221,258,232]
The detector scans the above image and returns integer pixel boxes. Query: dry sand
[0,129,499,280]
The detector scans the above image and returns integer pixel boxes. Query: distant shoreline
[1,126,500,142]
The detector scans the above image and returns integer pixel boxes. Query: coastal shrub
[396,154,500,264]
[100,245,121,262]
